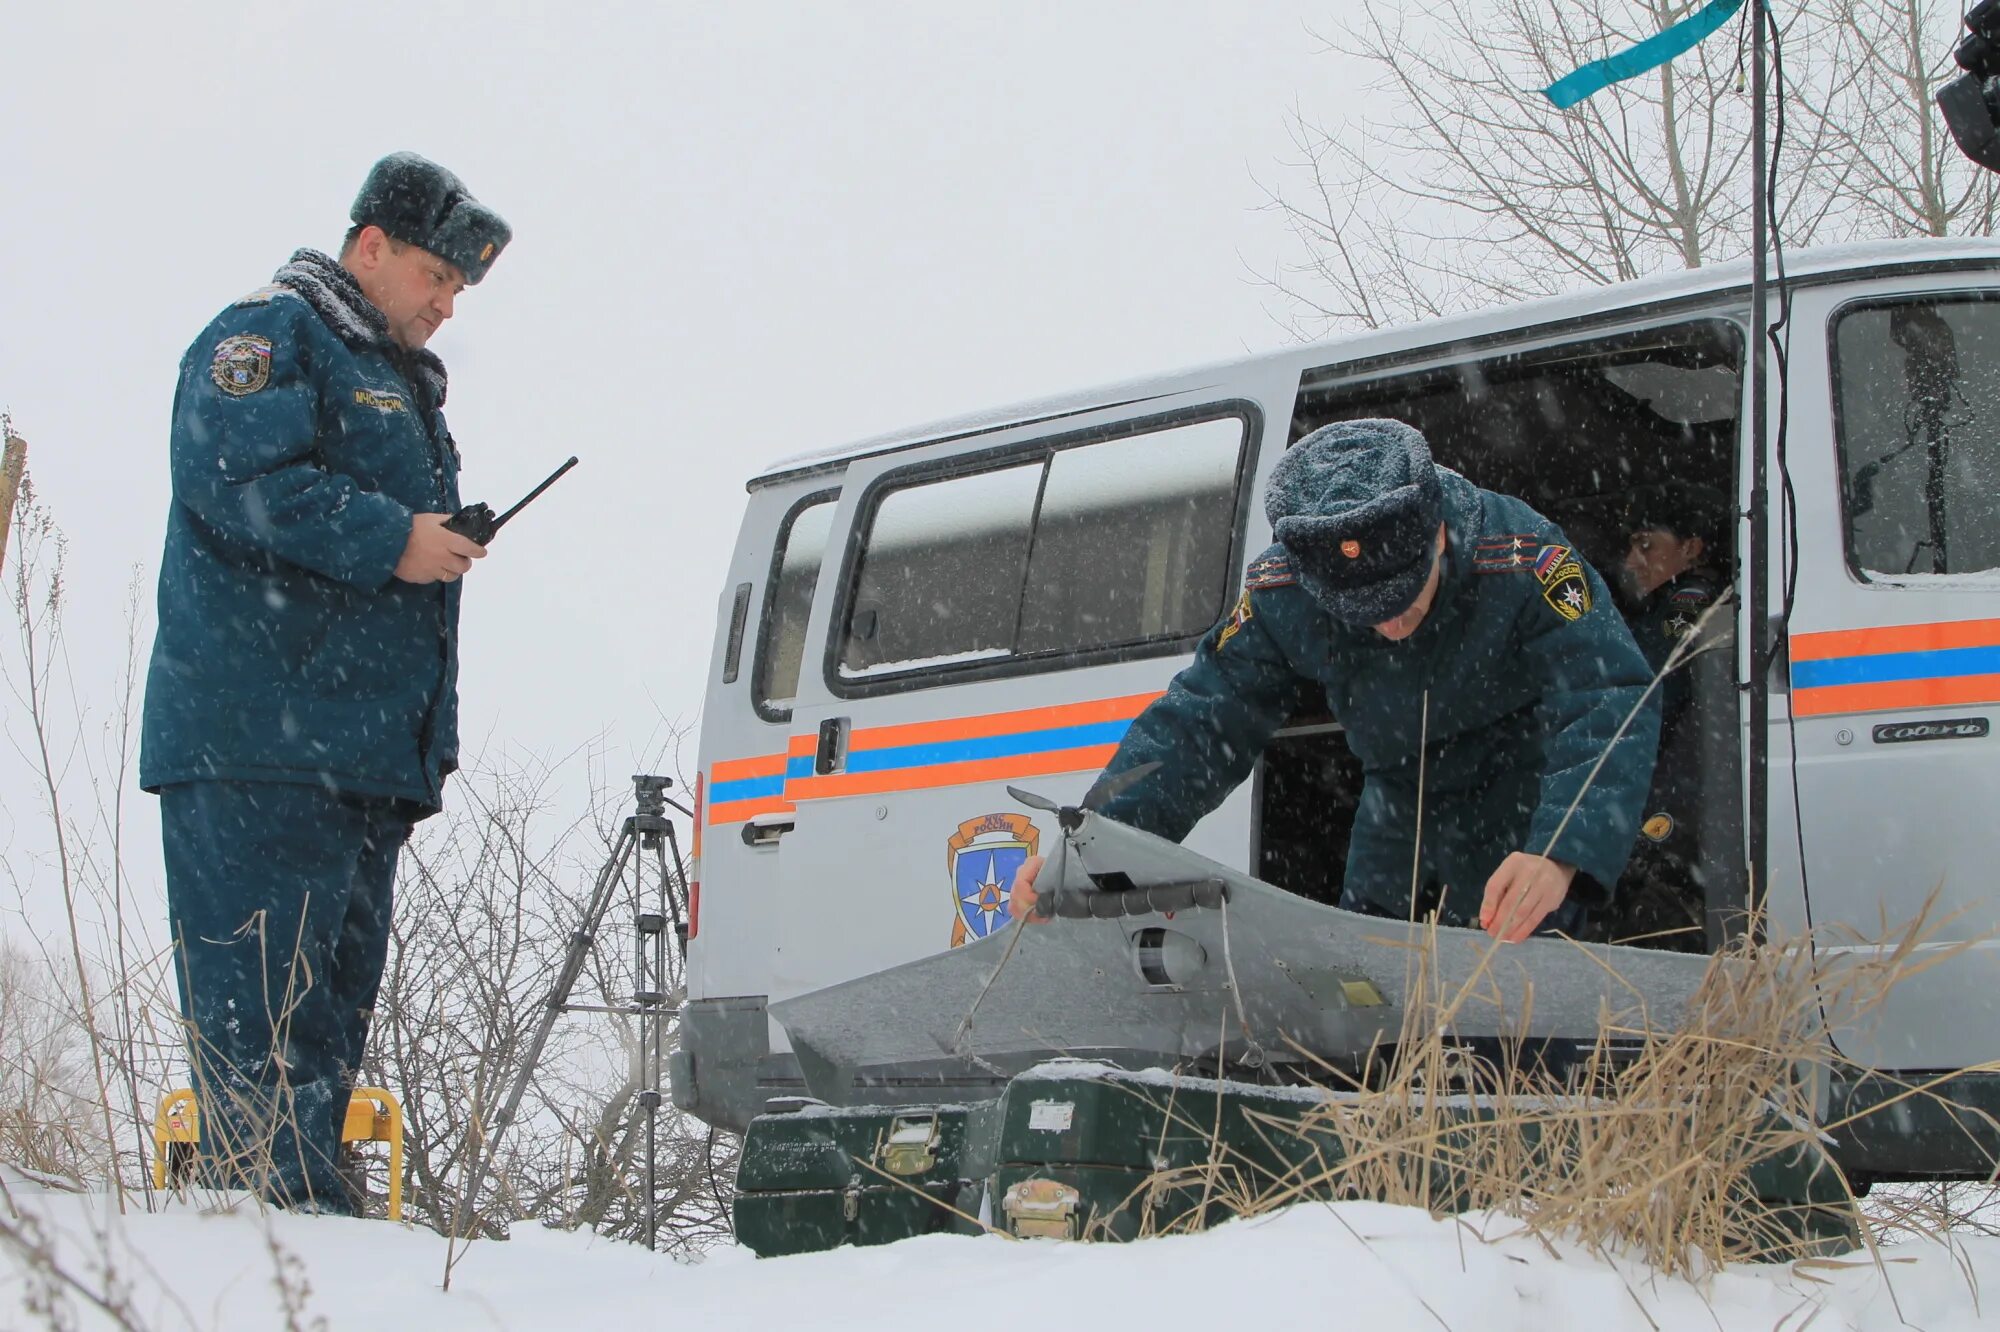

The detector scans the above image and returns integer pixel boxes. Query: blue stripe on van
[781,719,1135,782]
[850,720,1133,773]
[1789,643,2000,690]
[707,774,788,805]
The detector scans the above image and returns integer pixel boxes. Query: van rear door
[766,396,1277,1013]
[1782,274,2000,1071]
[692,477,842,1006]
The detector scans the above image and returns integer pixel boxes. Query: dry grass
[0,946,112,1187]
[1089,906,1994,1277]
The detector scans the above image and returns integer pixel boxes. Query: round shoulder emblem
[1340,539,1362,559]
[210,334,274,397]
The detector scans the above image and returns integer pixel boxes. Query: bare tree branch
[1260,0,1991,338]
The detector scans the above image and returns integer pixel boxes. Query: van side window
[753,494,839,719]
[1017,425,1243,655]
[839,413,1250,683]
[1835,296,2000,578]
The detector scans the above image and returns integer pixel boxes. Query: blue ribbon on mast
[1542,0,1746,109]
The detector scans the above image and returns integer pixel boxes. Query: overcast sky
[0,2,1371,942]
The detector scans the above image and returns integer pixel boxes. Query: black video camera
[1940,0,2000,172]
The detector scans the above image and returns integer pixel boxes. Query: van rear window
[837,411,1251,686]
[1834,295,2000,579]
[753,493,839,719]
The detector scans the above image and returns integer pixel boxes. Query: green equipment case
[989,1063,1342,1241]
[735,1063,1857,1258]
[985,1062,1859,1252]
[733,1098,999,1257]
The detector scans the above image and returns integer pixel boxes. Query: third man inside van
[1009,418,1661,943]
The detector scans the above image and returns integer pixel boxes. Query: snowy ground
[4,1168,1997,1331]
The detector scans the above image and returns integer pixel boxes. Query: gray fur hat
[351,152,511,284]
[1266,419,1444,625]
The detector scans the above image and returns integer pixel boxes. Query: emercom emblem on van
[948,813,1040,947]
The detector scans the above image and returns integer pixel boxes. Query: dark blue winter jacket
[140,252,463,808]
[1099,472,1660,924]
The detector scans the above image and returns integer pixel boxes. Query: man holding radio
[141,152,509,1212]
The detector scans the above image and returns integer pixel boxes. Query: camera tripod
[457,773,691,1250]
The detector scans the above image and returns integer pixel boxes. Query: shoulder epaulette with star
[232,284,289,307]
[1243,552,1297,589]
[1472,533,1546,574]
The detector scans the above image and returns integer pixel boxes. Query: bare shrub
[371,755,734,1253]
[1,475,181,1202]
[0,946,106,1183]
[1259,0,1991,337]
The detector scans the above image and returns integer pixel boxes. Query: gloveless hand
[395,513,487,584]
[1478,852,1577,943]
[1007,854,1048,924]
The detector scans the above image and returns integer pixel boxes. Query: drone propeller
[1080,761,1160,813]
[1005,785,1061,814]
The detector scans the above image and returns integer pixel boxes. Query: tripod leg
[454,822,642,1238]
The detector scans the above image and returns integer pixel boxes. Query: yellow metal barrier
[152,1086,405,1220]
[150,1088,199,1192]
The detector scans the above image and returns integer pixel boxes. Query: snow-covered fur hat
[351,152,511,284]
[1265,418,1444,626]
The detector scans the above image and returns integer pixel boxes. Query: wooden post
[0,430,25,578]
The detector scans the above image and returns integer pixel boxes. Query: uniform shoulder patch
[1215,589,1254,651]
[1472,532,1543,573]
[232,283,288,307]
[1671,582,1717,605]
[1243,552,1297,589]
[209,334,274,397]
[1533,543,1593,622]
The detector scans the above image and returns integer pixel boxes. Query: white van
[673,239,2000,1180]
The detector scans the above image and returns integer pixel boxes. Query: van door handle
[741,812,795,847]
[815,717,850,775]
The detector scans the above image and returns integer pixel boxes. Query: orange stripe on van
[708,751,793,826]
[706,795,796,826]
[710,752,788,782]
[1792,673,2000,718]
[1791,618,2000,662]
[843,692,1163,752]
[785,743,1123,802]
[691,774,704,860]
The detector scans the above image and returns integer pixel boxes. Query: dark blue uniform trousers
[161,781,413,1211]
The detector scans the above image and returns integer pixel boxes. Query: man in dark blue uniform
[140,153,510,1212]
[1012,419,1660,942]
[1604,482,1728,948]
[1617,482,1726,729]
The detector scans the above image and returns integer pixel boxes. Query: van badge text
[1871,718,1989,744]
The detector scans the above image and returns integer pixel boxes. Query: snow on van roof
[752,237,2000,486]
